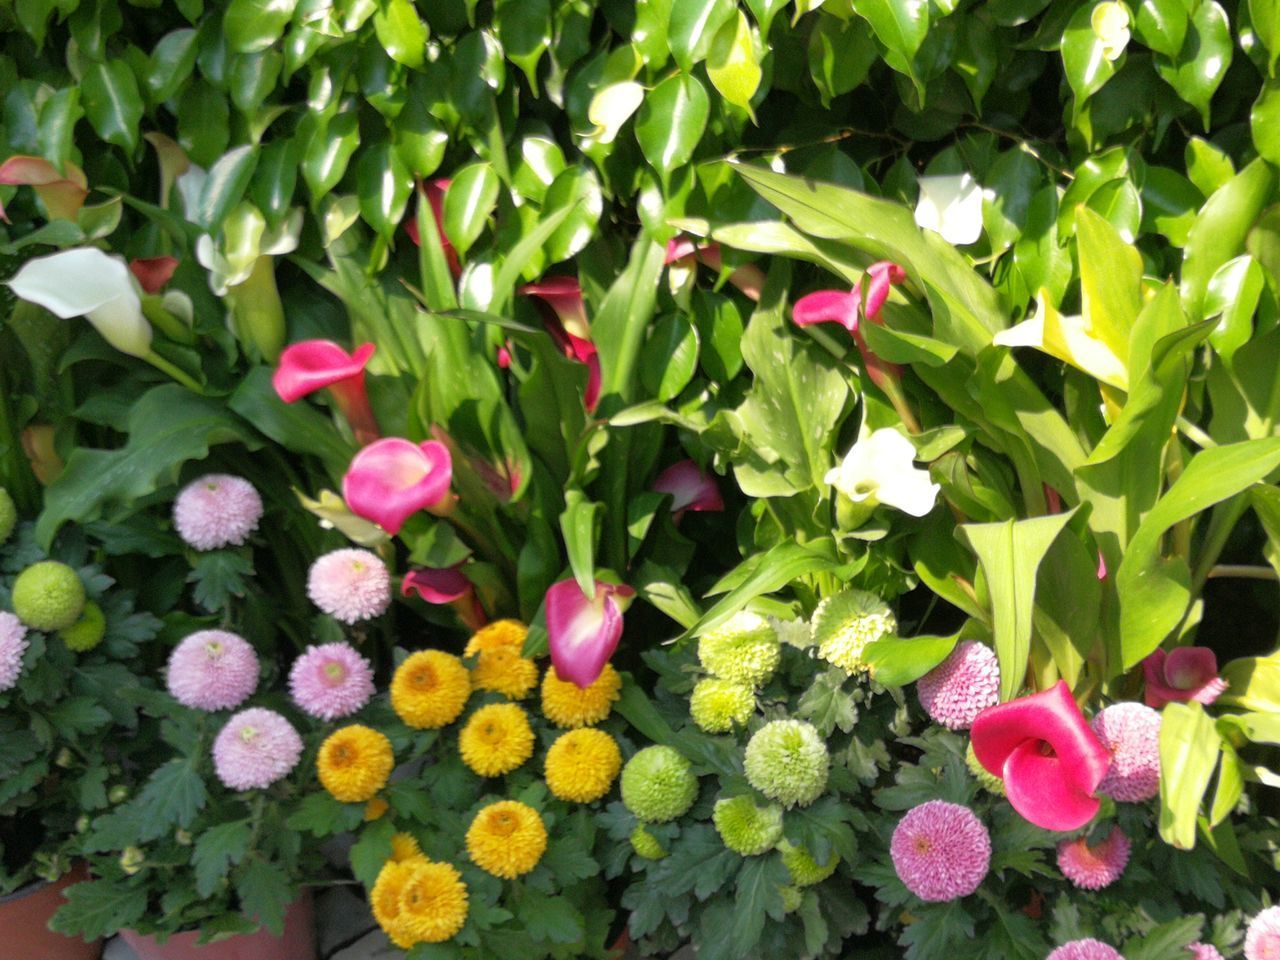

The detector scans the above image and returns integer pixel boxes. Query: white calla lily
[914,173,985,246]
[994,290,1129,390]
[825,428,940,518]
[7,248,152,358]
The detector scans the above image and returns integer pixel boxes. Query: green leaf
[442,162,500,258]
[36,386,255,549]
[1117,438,1280,669]
[198,145,260,233]
[188,549,255,610]
[797,667,860,735]
[82,61,144,154]
[147,28,200,104]
[302,111,360,202]
[1076,204,1142,363]
[286,791,366,836]
[193,820,253,897]
[854,0,930,67]
[1153,0,1231,128]
[1158,702,1220,849]
[559,489,603,597]
[958,511,1077,701]
[350,818,396,888]
[707,10,763,114]
[134,760,208,841]
[732,855,788,956]
[251,137,299,228]
[224,0,299,54]
[639,315,699,402]
[235,857,292,933]
[1252,80,1280,166]
[374,0,428,69]
[1133,0,1188,58]
[229,367,357,476]
[1140,166,1202,246]
[668,0,736,71]
[541,164,603,264]
[1252,0,1280,74]
[356,142,413,240]
[983,147,1042,253]
[50,880,148,941]
[1123,916,1206,960]
[863,629,964,686]
[516,890,584,944]
[495,0,551,92]
[635,74,711,185]
[591,235,667,408]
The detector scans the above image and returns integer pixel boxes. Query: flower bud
[119,847,145,875]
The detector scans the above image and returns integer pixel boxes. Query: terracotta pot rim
[0,876,53,906]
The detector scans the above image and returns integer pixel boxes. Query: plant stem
[144,351,205,394]
[1191,494,1249,593]
[1206,564,1279,580]
[1177,416,1216,449]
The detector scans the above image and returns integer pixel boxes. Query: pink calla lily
[664,237,764,301]
[970,681,1112,831]
[342,438,453,535]
[520,278,602,412]
[1143,648,1227,709]
[129,256,180,295]
[546,578,635,688]
[0,155,89,222]
[403,566,487,632]
[653,460,724,516]
[274,340,380,446]
[404,179,460,277]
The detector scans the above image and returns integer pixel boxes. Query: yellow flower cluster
[467,620,539,700]
[371,855,469,948]
[541,663,622,728]
[317,725,394,803]
[391,650,471,729]
[458,703,535,777]
[465,800,547,878]
[544,728,622,803]
[465,619,528,655]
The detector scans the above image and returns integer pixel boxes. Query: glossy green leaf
[82,61,144,154]
[511,135,566,205]
[147,28,200,104]
[356,142,413,239]
[983,146,1042,253]
[745,0,790,39]
[854,0,930,66]
[1219,645,1280,712]
[229,49,282,113]
[442,162,500,257]
[396,85,449,178]
[863,629,964,686]
[1251,80,1280,165]
[560,490,603,598]
[635,74,711,184]
[1205,255,1263,361]
[1158,702,1220,849]
[197,145,259,232]
[374,0,428,69]
[177,81,230,167]
[302,111,360,201]
[1076,205,1143,363]
[668,0,736,71]
[708,10,763,113]
[1154,0,1231,128]
[1184,137,1234,196]
[639,315,700,402]
[807,13,877,108]
[1133,0,1188,58]
[1140,166,1202,246]
[541,165,603,263]
[1251,0,1280,74]
[36,88,82,171]
[496,0,551,92]
[1061,3,1120,110]
[958,511,1077,701]
[224,0,298,54]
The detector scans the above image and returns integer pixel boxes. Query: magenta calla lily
[129,256,180,295]
[404,179,460,277]
[520,278,602,412]
[342,438,453,535]
[274,340,380,446]
[970,681,1112,831]
[546,578,635,688]
[403,567,487,632]
[653,461,724,515]
[664,237,765,302]
[1143,648,1227,709]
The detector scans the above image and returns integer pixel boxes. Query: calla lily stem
[1207,564,1279,580]
[144,350,206,394]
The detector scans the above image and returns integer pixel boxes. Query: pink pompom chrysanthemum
[289,642,375,721]
[916,640,1000,730]
[173,474,263,551]
[212,707,303,790]
[0,612,29,692]
[1047,940,1123,960]
[1246,906,1280,960]
[1188,943,1225,960]
[1091,701,1161,802]
[307,549,391,624]
[890,799,991,901]
[1056,826,1131,890]
[166,629,259,711]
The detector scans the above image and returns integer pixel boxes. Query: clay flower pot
[119,891,315,960]
[0,862,102,960]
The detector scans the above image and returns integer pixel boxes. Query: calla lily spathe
[0,155,88,222]
[546,578,635,688]
[664,238,764,302]
[652,461,725,515]
[403,567,487,632]
[8,247,153,358]
[914,173,984,246]
[1143,647,1227,709]
[994,290,1129,391]
[825,429,939,518]
[970,681,1113,831]
[520,277,602,412]
[129,256,180,295]
[404,179,461,277]
[274,340,381,446]
[342,438,453,535]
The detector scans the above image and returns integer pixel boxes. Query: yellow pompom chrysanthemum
[370,860,419,949]
[318,725,394,803]
[541,663,622,728]
[471,647,539,700]
[364,797,389,821]
[390,832,423,863]
[464,619,528,656]
[458,703,535,776]
[544,728,622,803]
[398,860,469,944]
[391,650,471,729]
[465,800,548,879]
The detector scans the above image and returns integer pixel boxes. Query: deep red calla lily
[1143,648,1227,709]
[403,566,487,632]
[546,578,635,688]
[404,179,460,277]
[273,340,380,446]
[520,278,602,412]
[342,438,453,535]
[129,256,180,294]
[664,237,764,301]
[970,681,1112,831]
[653,460,724,516]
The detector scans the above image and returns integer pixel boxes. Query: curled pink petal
[497,343,512,369]
[521,276,590,341]
[864,261,907,320]
[129,256,180,294]
[342,438,453,535]
[546,579,635,688]
[792,289,860,332]
[652,460,724,513]
[1143,647,1228,709]
[273,340,376,403]
[665,237,699,264]
[970,681,1112,831]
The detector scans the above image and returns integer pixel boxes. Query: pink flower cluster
[172,474,263,551]
[212,707,303,790]
[916,640,1000,730]
[0,612,28,692]
[890,800,990,902]
[1092,702,1161,802]
[166,629,259,711]
[1047,940,1122,960]
[1247,906,1280,960]
[289,642,375,721]
[307,549,391,624]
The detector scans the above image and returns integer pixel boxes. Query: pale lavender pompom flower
[289,642,375,721]
[916,640,1000,730]
[890,800,991,901]
[166,629,259,711]
[1047,941,1124,960]
[1092,701,1161,802]
[307,549,391,624]
[173,474,263,551]
[1246,906,1280,960]
[0,612,29,692]
[212,707,303,790]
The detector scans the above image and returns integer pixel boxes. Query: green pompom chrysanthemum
[60,601,106,652]
[779,885,804,913]
[621,745,698,823]
[12,560,86,632]
[630,825,667,860]
[712,795,784,856]
[690,678,755,733]
[966,739,1006,796]
[0,489,15,544]
[744,719,829,809]
[697,611,781,687]
[810,589,896,675]
[778,840,839,887]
